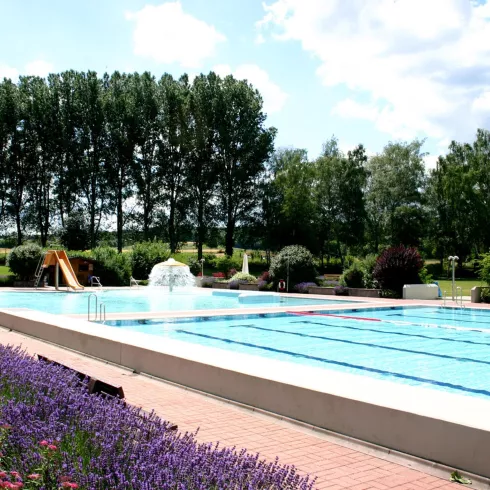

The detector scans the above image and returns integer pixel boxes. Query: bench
[36,355,179,431]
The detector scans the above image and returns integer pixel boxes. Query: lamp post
[286,255,290,293]
[199,258,205,278]
[448,256,459,301]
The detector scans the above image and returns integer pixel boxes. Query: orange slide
[43,250,84,291]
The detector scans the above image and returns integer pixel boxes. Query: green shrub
[360,254,378,289]
[0,253,6,266]
[0,275,15,287]
[187,257,201,275]
[7,244,43,280]
[229,272,257,283]
[214,256,240,274]
[131,241,171,279]
[92,246,131,286]
[373,246,423,298]
[481,288,490,303]
[340,262,364,288]
[269,245,317,286]
[479,253,490,285]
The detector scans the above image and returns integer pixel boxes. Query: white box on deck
[402,284,439,300]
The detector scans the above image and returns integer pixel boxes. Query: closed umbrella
[242,253,249,274]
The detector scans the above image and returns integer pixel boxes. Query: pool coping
[0,306,490,479]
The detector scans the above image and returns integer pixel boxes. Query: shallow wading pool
[0,289,353,315]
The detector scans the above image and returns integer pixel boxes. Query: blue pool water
[0,289,351,315]
[105,306,490,399]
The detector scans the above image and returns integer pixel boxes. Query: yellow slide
[43,250,84,291]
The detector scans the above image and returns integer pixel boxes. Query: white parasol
[241,253,249,274]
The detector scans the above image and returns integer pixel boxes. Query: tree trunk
[15,209,22,245]
[225,218,235,257]
[117,185,123,253]
[168,199,176,253]
[197,197,204,260]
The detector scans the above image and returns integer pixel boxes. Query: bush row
[0,345,315,489]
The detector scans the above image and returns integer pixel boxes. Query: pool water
[0,289,351,315]
[106,306,490,399]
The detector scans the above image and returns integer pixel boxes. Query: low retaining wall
[238,284,259,291]
[308,286,380,298]
[211,282,228,290]
[1,309,489,479]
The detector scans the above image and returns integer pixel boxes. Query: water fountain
[148,258,195,291]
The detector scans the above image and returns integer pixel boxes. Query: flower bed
[0,346,315,489]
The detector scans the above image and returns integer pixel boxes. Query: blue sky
[1,0,490,166]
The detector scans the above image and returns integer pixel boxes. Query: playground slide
[44,250,84,290]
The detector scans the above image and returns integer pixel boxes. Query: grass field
[435,278,483,296]
[0,265,11,276]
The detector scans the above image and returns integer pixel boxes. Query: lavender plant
[293,282,317,294]
[0,346,315,489]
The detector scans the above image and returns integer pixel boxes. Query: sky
[1,0,490,167]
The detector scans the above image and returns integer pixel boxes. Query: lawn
[435,278,483,296]
[0,265,11,276]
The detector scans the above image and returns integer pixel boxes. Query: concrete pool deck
[0,327,467,490]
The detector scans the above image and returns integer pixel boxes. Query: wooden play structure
[34,250,84,291]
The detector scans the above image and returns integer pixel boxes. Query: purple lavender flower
[0,346,316,489]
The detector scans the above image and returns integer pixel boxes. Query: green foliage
[359,254,378,289]
[480,288,490,304]
[60,212,90,251]
[340,262,364,288]
[479,253,490,285]
[269,245,318,285]
[91,246,131,286]
[0,253,6,266]
[187,257,202,275]
[229,272,257,283]
[214,256,240,274]
[418,266,433,284]
[131,241,171,279]
[7,244,43,280]
[0,275,15,287]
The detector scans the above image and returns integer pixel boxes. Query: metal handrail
[130,277,141,288]
[88,293,98,321]
[456,286,465,308]
[443,290,447,307]
[34,252,47,288]
[91,276,102,288]
[99,302,106,323]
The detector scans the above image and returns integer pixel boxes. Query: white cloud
[24,60,54,77]
[126,2,226,68]
[255,33,266,44]
[213,63,288,114]
[258,0,490,144]
[0,64,18,81]
[0,60,54,81]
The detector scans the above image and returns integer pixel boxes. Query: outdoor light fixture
[448,256,459,301]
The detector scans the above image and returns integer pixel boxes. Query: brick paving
[0,328,465,490]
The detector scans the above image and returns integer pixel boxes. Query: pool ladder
[88,293,107,322]
[442,288,465,308]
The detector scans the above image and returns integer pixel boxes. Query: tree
[104,72,140,253]
[365,140,426,250]
[314,141,367,264]
[131,72,162,241]
[60,211,90,250]
[157,74,191,253]
[187,73,221,260]
[214,75,276,256]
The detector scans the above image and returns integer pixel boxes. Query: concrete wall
[403,284,439,300]
[1,308,490,479]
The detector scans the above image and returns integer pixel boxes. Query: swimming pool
[105,306,490,399]
[0,289,352,315]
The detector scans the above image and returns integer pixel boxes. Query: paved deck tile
[0,328,466,489]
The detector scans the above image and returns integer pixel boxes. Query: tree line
[0,70,275,257]
[1,69,489,266]
[258,131,490,267]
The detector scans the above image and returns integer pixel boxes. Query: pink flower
[27,474,41,480]
[0,424,11,430]
[61,483,78,489]
[47,444,57,451]
[0,472,6,478]
[39,440,49,447]
[9,472,19,478]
